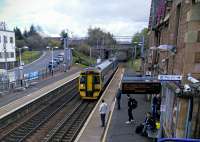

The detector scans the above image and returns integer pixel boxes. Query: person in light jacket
[99,99,108,127]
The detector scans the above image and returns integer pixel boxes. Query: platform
[75,67,152,142]
[0,71,80,120]
[0,66,81,107]
[106,93,151,142]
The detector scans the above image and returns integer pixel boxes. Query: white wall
[0,30,16,62]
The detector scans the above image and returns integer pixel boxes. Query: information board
[122,82,161,94]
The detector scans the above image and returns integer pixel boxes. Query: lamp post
[46,46,58,75]
[18,46,29,87]
[3,36,8,72]
[62,30,74,71]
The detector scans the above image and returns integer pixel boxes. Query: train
[79,58,118,99]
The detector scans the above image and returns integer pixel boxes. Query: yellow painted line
[75,68,124,142]
[74,68,120,142]
[102,68,124,142]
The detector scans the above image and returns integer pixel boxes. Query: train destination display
[122,82,161,94]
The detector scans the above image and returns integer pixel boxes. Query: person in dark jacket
[116,89,121,110]
[126,94,134,124]
[142,112,156,136]
[152,94,158,120]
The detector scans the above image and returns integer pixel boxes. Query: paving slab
[106,93,152,142]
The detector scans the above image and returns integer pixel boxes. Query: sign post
[158,75,182,81]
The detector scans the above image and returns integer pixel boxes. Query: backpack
[135,124,144,134]
[131,98,137,109]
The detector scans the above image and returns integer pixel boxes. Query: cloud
[0,0,151,37]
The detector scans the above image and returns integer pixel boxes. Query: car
[48,61,57,69]
[57,55,64,62]
[53,58,60,64]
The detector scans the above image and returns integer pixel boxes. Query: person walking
[126,94,135,124]
[116,89,121,110]
[99,99,108,127]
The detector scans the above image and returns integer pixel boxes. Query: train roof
[81,67,101,73]
[95,60,112,70]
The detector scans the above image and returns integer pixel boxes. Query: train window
[94,76,100,84]
[80,76,86,83]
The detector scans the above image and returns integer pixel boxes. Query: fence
[0,64,66,93]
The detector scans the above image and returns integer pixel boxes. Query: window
[10,37,13,43]
[193,0,200,4]
[80,76,86,84]
[198,31,200,42]
[0,35,1,43]
[0,52,2,58]
[194,52,200,63]
[175,4,181,45]
[94,75,100,84]
[11,52,14,58]
[3,36,7,43]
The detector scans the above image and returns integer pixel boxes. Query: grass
[72,50,96,67]
[127,59,141,72]
[16,51,42,65]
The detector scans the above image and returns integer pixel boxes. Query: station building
[145,0,200,139]
[0,23,16,70]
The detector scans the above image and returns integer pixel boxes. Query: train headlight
[81,84,84,87]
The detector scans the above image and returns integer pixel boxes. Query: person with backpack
[126,94,137,124]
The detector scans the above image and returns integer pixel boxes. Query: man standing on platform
[99,99,108,127]
[126,94,135,124]
[116,88,122,110]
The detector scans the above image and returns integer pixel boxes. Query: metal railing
[0,65,66,93]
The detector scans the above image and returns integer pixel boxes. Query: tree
[14,27,23,40]
[131,28,148,58]
[60,30,68,47]
[87,27,116,48]
[132,28,148,48]
[28,25,37,37]
[60,30,68,38]
[48,38,61,47]
[26,34,48,50]
[23,30,28,38]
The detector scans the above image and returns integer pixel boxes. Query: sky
[0,0,151,37]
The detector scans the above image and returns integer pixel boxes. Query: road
[0,65,81,107]
[9,50,64,79]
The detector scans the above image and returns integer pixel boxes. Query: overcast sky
[0,0,151,37]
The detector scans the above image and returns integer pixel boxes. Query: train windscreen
[80,76,86,84]
[94,75,100,84]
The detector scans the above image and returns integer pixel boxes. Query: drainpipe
[185,97,193,138]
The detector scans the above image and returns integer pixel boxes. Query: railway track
[0,85,78,142]
[43,101,96,142]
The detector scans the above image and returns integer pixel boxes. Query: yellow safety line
[74,68,121,142]
[101,68,124,142]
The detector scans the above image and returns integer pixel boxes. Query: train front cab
[79,70,101,99]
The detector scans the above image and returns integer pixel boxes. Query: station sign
[158,75,182,81]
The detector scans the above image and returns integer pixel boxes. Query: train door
[86,73,93,97]
[79,75,86,91]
